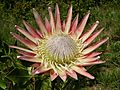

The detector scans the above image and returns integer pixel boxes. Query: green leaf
[0,80,6,89]
[7,68,32,86]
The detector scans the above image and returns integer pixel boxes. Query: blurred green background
[0,0,120,90]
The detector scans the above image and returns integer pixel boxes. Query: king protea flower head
[10,4,108,81]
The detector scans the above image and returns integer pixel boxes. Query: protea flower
[10,4,108,81]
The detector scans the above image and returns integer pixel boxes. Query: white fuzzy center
[45,34,78,62]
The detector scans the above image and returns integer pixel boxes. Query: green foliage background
[0,0,120,90]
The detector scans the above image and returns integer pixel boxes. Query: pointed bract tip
[97,56,100,59]
[9,45,13,48]
[104,37,109,42]
[17,56,21,58]
[101,61,106,63]
[48,7,51,10]
[103,61,106,63]
[32,8,36,11]
[45,16,47,20]
[87,10,90,14]
[23,20,28,26]
[15,25,17,27]
[75,77,78,80]
[76,14,79,20]
[32,8,37,14]
[106,37,109,40]
[91,76,95,79]
[61,75,67,82]
[33,8,39,18]
[70,4,72,9]
[74,14,79,20]
[70,4,72,7]
[23,20,26,24]
[56,3,58,7]
[22,20,26,26]
[55,3,59,12]
[96,21,99,24]
[10,32,13,34]
[100,27,104,31]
